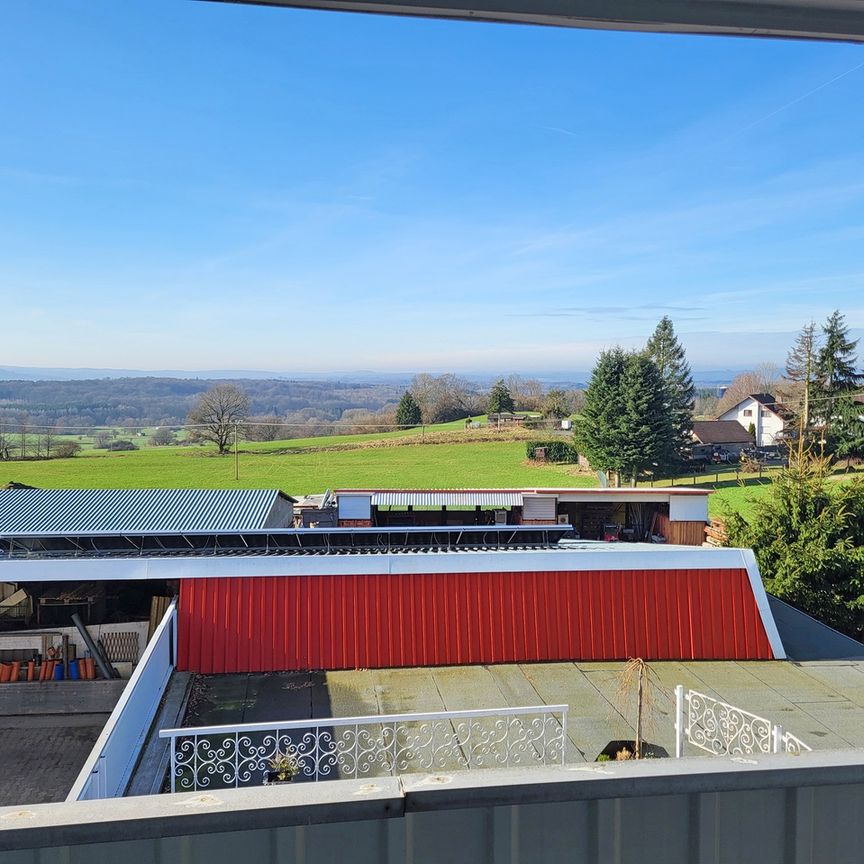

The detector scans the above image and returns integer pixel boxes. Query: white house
[717,393,789,447]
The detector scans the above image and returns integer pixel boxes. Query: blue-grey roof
[0,489,295,536]
[768,595,864,661]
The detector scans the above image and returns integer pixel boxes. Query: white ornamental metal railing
[674,685,811,758]
[160,704,568,792]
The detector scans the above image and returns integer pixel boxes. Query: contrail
[733,58,864,137]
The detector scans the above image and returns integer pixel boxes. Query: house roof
[749,393,793,419]
[0,488,296,536]
[334,487,711,498]
[691,420,754,445]
[721,393,792,420]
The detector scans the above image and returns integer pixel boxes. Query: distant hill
[0,365,415,383]
[0,376,407,429]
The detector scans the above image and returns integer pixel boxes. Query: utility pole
[234,423,239,481]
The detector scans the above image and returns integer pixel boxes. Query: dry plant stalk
[615,658,661,759]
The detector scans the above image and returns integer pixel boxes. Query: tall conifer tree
[815,311,864,459]
[577,348,674,485]
[487,379,515,414]
[644,316,694,460]
[576,348,628,482]
[395,391,422,428]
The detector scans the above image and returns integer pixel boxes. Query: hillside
[0,376,406,428]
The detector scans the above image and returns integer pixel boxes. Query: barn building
[1,488,780,673]
[334,487,711,545]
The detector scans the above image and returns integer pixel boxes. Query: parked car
[759,448,782,462]
[711,449,736,463]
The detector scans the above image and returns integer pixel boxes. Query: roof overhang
[372,491,523,507]
[199,0,864,43]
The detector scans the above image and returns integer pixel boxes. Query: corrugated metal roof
[371,491,523,507]
[0,489,293,536]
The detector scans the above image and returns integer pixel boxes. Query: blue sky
[2,1,864,374]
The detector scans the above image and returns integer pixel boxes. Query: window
[761,410,770,417]
[743,409,752,417]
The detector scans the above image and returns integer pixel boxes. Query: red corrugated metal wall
[177,568,773,673]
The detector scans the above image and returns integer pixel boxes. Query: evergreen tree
[618,353,676,485]
[644,316,694,460]
[576,348,628,482]
[725,455,864,638]
[576,349,674,485]
[816,311,861,395]
[541,388,572,419]
[815,311,864,459]
[487,379,515,415]
[395,391,422,428]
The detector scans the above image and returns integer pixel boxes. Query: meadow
[3,421,824,520]
[2,425,594,496]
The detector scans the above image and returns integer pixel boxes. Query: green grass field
[2,437,595,495]
[9,422,851,522]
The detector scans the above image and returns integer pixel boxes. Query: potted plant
[263,749,301,785]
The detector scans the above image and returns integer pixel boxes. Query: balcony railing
[674,686,811,758]
[160,704,568,792]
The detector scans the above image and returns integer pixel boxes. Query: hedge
[525,440,578,463]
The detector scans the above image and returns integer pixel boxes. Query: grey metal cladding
[0,488,289,536]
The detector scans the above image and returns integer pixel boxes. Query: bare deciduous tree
[244,416,290,442]
[715,365,781,416]
[187,384,251,454]
[151,426,176,446]
[410,374,476,424]
[505,375,544,411]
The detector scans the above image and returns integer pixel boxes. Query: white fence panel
[674,685,811,758]
[160,704,568,792]
[67,600,177,801]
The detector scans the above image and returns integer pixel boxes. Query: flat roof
[0,524,572,558]
[335,487,711,497]
[0,541,759,578]
[132,655,864,796]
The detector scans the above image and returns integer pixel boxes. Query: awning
[371,492,523,508]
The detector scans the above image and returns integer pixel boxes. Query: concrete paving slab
[371,668,446,714]
[744,661,847,703]
[642,661,723,700]
[519,664,632,761]
[243,672,316,722]
[186,674,250,726]
[791,700,864,748]
[484,664,546,708]
[686,662,797,711]
[794,662,864,708]
[323,670,380,717]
